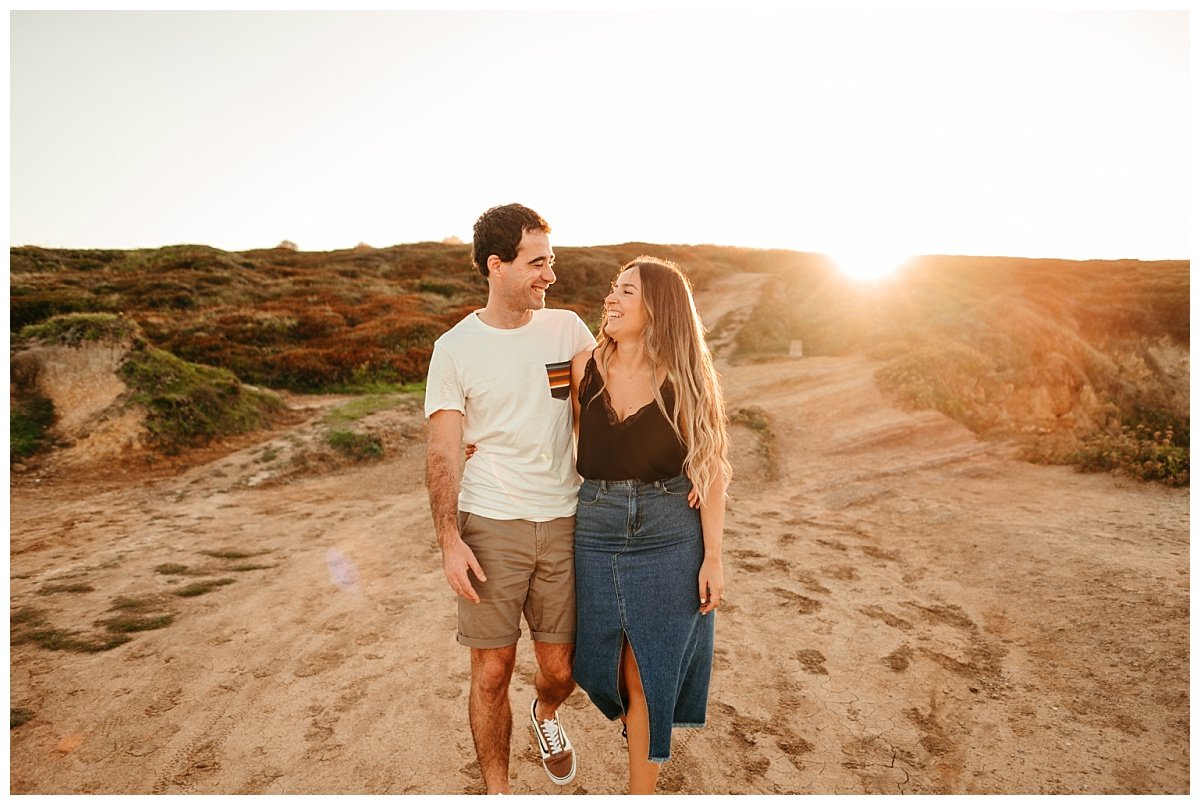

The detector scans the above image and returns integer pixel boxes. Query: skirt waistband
[581,474,691,495]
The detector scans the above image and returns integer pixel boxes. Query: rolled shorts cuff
[456,630,521,649]
[530,630,575,644]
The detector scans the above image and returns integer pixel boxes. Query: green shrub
[10,396,55,459]
[328,430,384,460]
[119,343,283,451]
[1073,424,1189,485]
[18,312,137,346]
[875,343,993,425]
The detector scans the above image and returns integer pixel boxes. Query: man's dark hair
[471,204,551,278]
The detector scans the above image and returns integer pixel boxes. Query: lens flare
[326,548,359,592]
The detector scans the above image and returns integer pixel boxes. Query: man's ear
[487,254,503,276]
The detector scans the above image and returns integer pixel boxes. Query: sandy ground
[7,279,1190,794]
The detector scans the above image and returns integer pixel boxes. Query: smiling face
[602,266,648,343]
[491,228,556,312]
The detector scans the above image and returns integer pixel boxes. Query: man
[424,203,596,794]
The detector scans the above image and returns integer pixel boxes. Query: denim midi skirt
[572,474,714,763]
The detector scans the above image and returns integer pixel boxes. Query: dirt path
[696,271,771,356]
[8,287,1189,793]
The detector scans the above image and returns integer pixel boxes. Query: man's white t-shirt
[424,308,596,521]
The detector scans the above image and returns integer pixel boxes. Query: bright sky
[8,8,1191,262]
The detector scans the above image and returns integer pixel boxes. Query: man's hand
[442,536,487,604]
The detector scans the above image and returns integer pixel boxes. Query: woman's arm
[697,470,727,615]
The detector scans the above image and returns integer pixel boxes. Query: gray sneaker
[529,699,576,785]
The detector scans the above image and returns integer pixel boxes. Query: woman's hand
[698,556,724,615]
[464,443,477,460]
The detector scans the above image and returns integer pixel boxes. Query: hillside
[9,243,1189,481]
[9,242,771,391]
[734,255,1189,480]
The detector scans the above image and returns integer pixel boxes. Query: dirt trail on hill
[8,282,1189,794]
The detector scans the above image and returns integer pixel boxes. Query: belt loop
[599,480,608,492]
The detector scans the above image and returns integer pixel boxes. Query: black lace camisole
[576,355,686,482]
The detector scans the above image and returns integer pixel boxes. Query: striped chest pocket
[545,361,571,400]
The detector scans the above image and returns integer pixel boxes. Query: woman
[569,256,731,794]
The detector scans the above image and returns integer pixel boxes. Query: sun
[827,248,911,283]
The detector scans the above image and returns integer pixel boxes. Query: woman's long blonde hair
[592,256,732,504]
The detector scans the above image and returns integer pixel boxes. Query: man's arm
[426,409,486,603]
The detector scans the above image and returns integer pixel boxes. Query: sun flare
[828,249,911,283]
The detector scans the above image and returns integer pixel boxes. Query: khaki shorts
[455,510,576,649]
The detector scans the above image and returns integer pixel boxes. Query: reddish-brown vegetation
[9,242,1189,481]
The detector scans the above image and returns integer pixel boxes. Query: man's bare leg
[470,645,518,794]
[531,641,576,720]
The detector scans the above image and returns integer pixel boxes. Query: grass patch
[10,396,56,460]
[328,429,384,460]
[22,629,132,653]
[392,379,427,394]
[173,578,236,597]
[324,379,427,395]
[154,563,208,576]
[100,594,176,632]
[18,312,138,346]
[109,595,164,611]
[11,707,35,729]
[37,582,95,595]
[730,405,780,480]
[198,549,270,560]
[324,394,405,424]
[11,607,49,628]
[99,613,176,633]
[12,607,133,652]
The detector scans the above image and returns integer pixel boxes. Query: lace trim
[587,356,665,426]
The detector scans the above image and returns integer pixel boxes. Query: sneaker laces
[538,716,566,755]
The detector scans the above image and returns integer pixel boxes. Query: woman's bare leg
[620,638,661,794]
